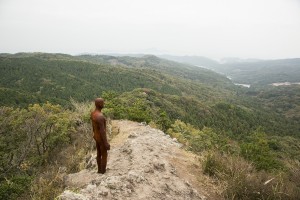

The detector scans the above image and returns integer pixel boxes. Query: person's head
[95,98,104,110]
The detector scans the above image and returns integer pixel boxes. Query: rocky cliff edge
[58,120,220,200]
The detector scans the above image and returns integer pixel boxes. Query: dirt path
[59,120,222,200]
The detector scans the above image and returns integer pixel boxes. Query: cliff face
[58,120,218,200]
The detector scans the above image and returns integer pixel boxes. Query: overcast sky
[1,0,300,59]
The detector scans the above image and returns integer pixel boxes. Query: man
[91,98,110,174]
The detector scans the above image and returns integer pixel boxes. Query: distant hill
[1,52,300,200]
[0,52,299,137]
[76,54,230,86]
[220,58,300,85]
[219,57,263,64]
[160,55,300,86]
[0,53,233,107]
[158,55,220,69]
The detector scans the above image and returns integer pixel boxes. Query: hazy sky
[1,0,300,59]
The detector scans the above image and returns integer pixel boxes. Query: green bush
[0,175,31,200]
[167,120,229,152]
[241,131,283,171]
[0,103,74,199]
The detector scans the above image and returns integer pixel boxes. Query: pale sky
[1,0,300,59]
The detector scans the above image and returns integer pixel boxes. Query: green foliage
[268,136,300,162]
[99,87,300,140]
[210,58,300,85]
[155,111,172,132]
[240,131,283,171]
[1,53,300,138]
[127,100,151,123]
[0,174,31,200]
[167,120,229,152]
[190,128,229,153]
[256,85,300,120]
[209,102,257,136]
[167,120,192,144]
[77,54,232,87]
[102,89,151,123]
[0,103,73,200]
[1,53,300,199]
[103,89,174,126]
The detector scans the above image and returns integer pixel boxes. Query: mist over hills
[158,55,220,68]
[80,53,300,86]
[220,58,300,85]
[158,54,300,86]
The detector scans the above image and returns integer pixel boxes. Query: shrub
[30,167,65,200]
[202,152,253,179]
[202,152,298,200]
[0,175,31,200]
[202,152,225,177]
[240,131,283,171]
[167,120,229,152]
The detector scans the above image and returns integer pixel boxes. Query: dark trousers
[95,141,108,174]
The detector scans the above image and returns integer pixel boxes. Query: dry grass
[202,152,300,200]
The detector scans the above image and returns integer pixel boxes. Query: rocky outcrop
[58,121,207,200]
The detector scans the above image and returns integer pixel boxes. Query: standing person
[91,98,110,174]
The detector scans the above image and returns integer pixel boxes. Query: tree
[240,130,283,171]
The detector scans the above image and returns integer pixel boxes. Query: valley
[0,52,300,199]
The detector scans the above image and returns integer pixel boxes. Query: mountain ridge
[58,120,216,200]
[1,52,300,199]
[0,52,233,107]
[158,55,300,85]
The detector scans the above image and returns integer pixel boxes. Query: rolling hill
[161,55,300,86]
[0,53,299,138]
[1,52,300,200]
[0,53,233,107]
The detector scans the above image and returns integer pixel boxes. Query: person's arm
[97,115,110,150]
[91,113,95,137]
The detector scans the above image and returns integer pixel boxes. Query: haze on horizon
[1,0,300,60]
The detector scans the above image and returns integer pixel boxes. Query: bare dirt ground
[58,120,223,200]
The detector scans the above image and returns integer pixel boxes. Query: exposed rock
[128,132,138,138]
[153,160,166,171]
[59,190,89,200]
[58,120,207,200]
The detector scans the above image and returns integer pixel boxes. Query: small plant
[30,167,65,200]
[202,152,224,177]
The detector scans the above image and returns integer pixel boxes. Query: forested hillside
[0,53,232,107]
[220,58,300,85]
[1,53,300,199]
[0,53,299,136]
[161,55,300,86]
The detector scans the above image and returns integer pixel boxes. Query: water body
[271,82,300,86]
[234,83,251,88]
[226,76,251,88]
